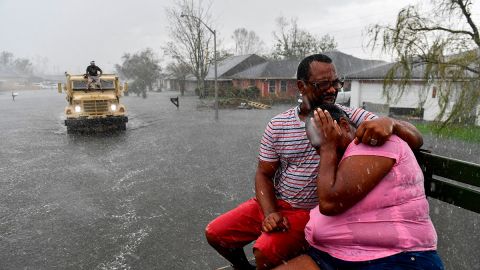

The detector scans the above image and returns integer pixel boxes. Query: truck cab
[58,73,128,133]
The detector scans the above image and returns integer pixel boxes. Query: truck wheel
[66,126,74,134]
[118,123,127,131]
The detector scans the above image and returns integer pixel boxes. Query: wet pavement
[0,89,478,269]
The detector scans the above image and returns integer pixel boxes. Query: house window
[250,79,255,87]
[268,80,275,93]
[280,80,287,92]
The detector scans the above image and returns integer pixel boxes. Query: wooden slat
[416,151,480,188]
[425,177,480,214]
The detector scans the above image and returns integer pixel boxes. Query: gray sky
[1,0,477,74]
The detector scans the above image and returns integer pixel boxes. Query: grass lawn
[415,122,480,143]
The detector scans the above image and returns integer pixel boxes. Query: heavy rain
[1,0,479,270]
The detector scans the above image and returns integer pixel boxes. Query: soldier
[85,61,103,89]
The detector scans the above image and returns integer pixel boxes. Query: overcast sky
[1,0,477,74]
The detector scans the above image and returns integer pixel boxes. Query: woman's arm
[312,109,395,216]
[355,117,423,150]
[317,150,395,216]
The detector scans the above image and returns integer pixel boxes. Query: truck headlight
[110,104,117,111]
[74,105,82,113]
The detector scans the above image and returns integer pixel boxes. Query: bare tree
[164,0,214,98]
[0,51,33,75]
[0,51,14,67]
[368,0,480,126]
[232,28,265,55]
[272,16,337,59]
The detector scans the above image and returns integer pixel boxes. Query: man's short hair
[90,61,95,64]
[296,54,333,81]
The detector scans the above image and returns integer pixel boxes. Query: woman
[275,104,444,270]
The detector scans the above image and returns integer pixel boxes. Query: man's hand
[354,117,394,146]
[261,212,289,233]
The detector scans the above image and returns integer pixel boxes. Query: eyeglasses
[304,79,344,91]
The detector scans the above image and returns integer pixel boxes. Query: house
[163,54,267,94]
[345,62,469,122]
[228,51,386,99]
[230,59,299,98]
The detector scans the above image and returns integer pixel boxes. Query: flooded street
[0,89,479,269]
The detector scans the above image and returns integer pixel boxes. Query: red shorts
[205,198,310,265]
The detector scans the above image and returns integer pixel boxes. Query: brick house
[230,59,299,98]
[228,51,385,99]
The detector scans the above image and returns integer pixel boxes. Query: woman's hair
[315,104,349,123]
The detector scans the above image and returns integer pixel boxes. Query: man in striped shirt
[205,54,423,270]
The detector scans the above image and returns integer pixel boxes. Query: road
[0,89,478,269]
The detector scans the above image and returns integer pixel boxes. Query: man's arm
[255,160,289,232]
[98,67,103,75]
[354,117,423,150]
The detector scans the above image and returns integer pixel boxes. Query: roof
[205,54,267,79]
[323,50,386,76]
[231,59,299,79]
[345,62,427,80]
[178,51,397,82]
[230,51,387,80]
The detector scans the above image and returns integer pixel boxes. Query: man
[205,54,423,270]
[85,61,103,89]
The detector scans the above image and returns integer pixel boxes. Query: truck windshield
[72,79,115,90]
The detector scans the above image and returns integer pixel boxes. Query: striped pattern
[258,105,377,209]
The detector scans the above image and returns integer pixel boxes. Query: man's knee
[205,219,227,247]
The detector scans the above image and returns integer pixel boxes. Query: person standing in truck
[85,61,103,89]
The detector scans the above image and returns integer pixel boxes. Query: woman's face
[338,118,356,150]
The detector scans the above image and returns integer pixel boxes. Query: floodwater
[0,89,478,269]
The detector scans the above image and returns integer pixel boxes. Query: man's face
[300,61,339,110]
[90,62,95,66]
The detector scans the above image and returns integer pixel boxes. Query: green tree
[115,48,161,98]
[165,61,191,96]
[368,0,479,126]
[164,0,215,98]
[272,16,337,59]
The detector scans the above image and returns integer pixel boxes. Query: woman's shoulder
[344,135,406,161]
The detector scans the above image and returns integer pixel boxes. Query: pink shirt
[304,135,437,261]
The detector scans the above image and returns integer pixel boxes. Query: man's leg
[205,198,263,269]
[253,203,310,269]
[94,76,101,89]
[87,76,93,89]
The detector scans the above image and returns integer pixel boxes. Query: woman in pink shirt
[275,104,444,270]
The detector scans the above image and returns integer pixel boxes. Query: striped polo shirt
[258,104,377,209]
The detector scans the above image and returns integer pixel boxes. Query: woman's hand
[354,117,394,146]
[312,108,342,149]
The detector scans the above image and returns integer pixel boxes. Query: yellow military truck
[58,73,128,133]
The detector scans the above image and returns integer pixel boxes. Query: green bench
[415,150,480,214]
[217,150,480,269]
